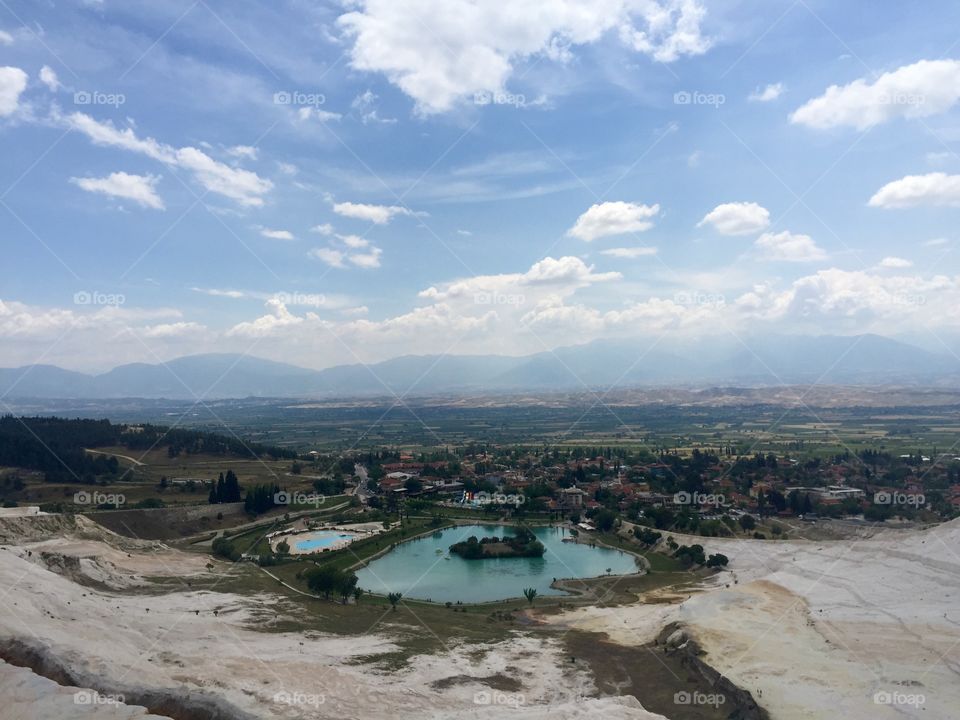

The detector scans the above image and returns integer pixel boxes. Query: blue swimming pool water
[294,532,355,552]
[356,524,639,603]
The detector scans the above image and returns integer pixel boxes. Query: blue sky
[2,0,960,372]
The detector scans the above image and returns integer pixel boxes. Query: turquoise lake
[355,524,639,603]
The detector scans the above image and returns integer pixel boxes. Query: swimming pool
[294,531,357,552]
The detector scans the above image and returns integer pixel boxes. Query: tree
[594,509,616,532]
[738,514,756,531]
[523,587,538,606]
[353,587,365,605]
[338,573,359,604]
[387,592,402,611]
[276,540,290,555]
[706,553,729,568]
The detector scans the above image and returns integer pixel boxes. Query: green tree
[387,592,402,611]
[523,587,538,606]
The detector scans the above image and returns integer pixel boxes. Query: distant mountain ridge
[1,334,956,400]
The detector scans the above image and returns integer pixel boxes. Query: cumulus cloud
[698,202,770,236]
[567,201,660,241]
[259,228,295,241]
[599,246,658,258]
[878,256,913,269]
[790,59,960,130]
[226,299,305,337]
[348,247,383,268]
[748,83,783,102]
[338,0,711,114]
[65,113,273,206]
[39,65,60,92]
[754,231,826,262]
[225,145,258,161]
[868,172,960,209]
[333,201,415,224]
[0,66,28,116]
[309,247,346,268]
[69,172,165,209]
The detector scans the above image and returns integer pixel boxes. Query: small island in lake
[449,527,546,559]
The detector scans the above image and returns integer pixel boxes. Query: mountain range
[1,334,957,400]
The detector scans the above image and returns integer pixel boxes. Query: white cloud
[191,287,246,299]
[309,247,346,268]
[869,172,960,208]
[65,113,273,206]
[333,200,414,224]
[599,246,658,258]
[0,66,28,117]
[350,89,396,124]
[338,234,369,248]
[567,201,660,241]
[348,247,383,268]
[790,59,960,130]
[69,172,165,210]
[226,299,304,338]
[225,145,258,161]
[924,237,950,247]
[297,107,343,122]
[338,0,711,114]
[39,65,60,92]
[0,30,12,46]
[698,202,770,236]
[259,228,295,241]
[878,256,913,269]
[754,231,826,262]
[926,151,952,166]
[748,83,783,102]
